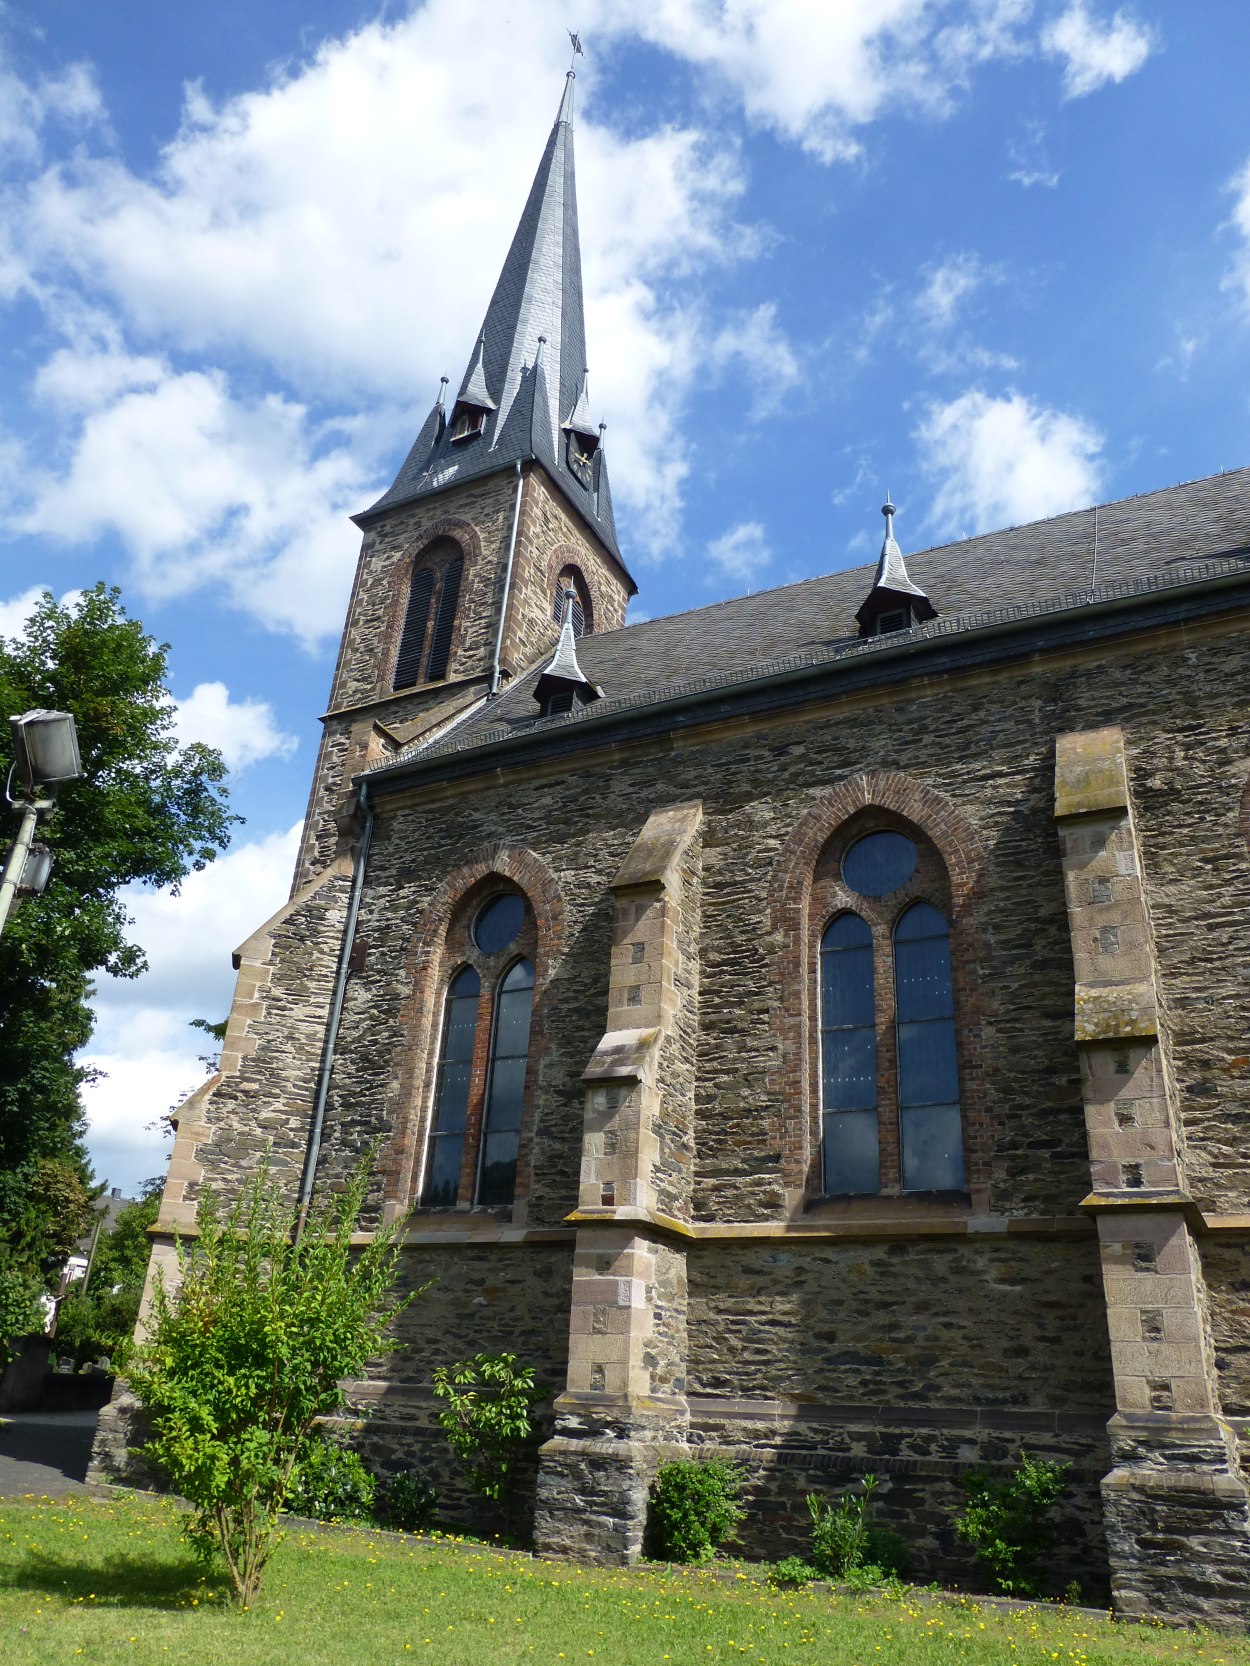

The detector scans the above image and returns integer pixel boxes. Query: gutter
[296,779,374,1238]
[489,461,525,697]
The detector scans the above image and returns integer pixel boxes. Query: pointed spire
[563,367,596,438]
[457,335,496,410]
[854,496,937,637]
[357,73,629,577]
[534,587,603,711]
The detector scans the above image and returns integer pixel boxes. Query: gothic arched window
[393,540,464,690]
[417,889,536,1211]
[815,827,966,1197]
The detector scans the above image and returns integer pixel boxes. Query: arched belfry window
[814,826,966,1197]
[393,540,464,691]
[417,889,537,1212]
[552,565,592,637]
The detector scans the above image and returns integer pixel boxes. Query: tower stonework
[295,463,630,889]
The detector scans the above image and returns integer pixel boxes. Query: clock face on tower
[567,432,593,487]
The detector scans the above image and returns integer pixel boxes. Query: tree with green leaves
[126,1159,412,1606]
[53,1180,164,1368]
[0,584,234,1320]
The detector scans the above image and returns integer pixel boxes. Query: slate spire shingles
[356,72,626,570]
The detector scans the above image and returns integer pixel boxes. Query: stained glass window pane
[897,1021,959,1106]
[478,958,534,1206]
[822,1024,877,1111]
[841,832,917,897]
[474,894,526,954]
[896,934,954,1022]
[420,967,481,1208]
[823,1109,880,1196]
[901,1105,965,1192]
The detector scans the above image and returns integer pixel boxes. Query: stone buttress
[534,802,703,1560]
[1054,726,1250,1625]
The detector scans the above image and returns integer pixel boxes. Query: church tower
[295,72,636,887]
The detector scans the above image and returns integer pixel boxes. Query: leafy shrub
[432,1352,540,1512]
[955,1451,1070,1596]
[807,1474,907,1580]
[768,1555,818,1587]
[126,1156,412,1606]
[649,1456,746,1564]
[285,1436,376,1522]
[376,1470,440,1533]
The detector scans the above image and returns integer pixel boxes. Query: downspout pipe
[296,778,374,1238]
[490,460,525,696]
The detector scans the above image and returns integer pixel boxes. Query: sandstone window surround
[392,536,466,691]
[415,886,538,1212]
[813,818,967,1200]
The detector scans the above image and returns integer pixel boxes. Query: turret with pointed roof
[356,72,628,575]
[854,497,936,636]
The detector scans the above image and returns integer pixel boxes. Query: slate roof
[356,73,628,576]
[371,465,1250,777]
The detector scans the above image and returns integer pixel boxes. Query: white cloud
[174,682,298,772]
[19,356,368,643]
[600,0,1032,164]
[0,584,46,638]
[710,303,801,417]
[915,252,998,332]
[1224,159,1250,317]
[0,44,105,163]
[1041,4,1155,99]
[1007,119,1060,188]
[916,387,1103,534]
[707,520,772,585]
[83,821,302,1188]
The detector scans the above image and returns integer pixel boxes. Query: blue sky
[2,0,1248,1193]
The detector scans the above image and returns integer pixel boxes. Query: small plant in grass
[649,1456,746,1563]
[125,1155,413,1606]
[284,1434,376,1522]
[807,1474,908,1581]
[376,1470,440,1532]
[955,1450,1070,1596]
[769,1554,819,1587]
[432,1352,540,1527]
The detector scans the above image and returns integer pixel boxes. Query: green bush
[955,1451,1070,1596]
[375,1470,440,1533]
[432,1352,541,1519]
[768,1554,819,1587]
[126,1156,413,1606]
[807,1475,907,1581]
[284,1436,376,1522]
[648,1456,746,1564]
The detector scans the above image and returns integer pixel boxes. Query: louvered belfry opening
[392,539,465,689]
[552,566,590,637]
[426,556,464,681]
[393,568,435,690]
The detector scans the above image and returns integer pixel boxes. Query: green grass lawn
[1,1494,1247,1666]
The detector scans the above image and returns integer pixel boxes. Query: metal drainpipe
[295,779,374,1239]
[490,460,525,696]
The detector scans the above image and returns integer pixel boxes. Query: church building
[96,72,1250,1624]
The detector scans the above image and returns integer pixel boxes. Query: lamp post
[0,708,83,936]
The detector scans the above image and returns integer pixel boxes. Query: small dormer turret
[855,497,937,638]
[534,588,604,716]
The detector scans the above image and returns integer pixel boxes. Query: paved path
[0,1410,98,1497]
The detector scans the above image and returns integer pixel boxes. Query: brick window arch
[768,772,988,1209]
[416,885,538,1211]
[552,564,593,638]
[813,817,966,1197]
[393,537,464,690]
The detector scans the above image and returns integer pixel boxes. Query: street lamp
[0,708,83,936]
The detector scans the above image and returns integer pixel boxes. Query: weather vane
[568,30,584,69]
